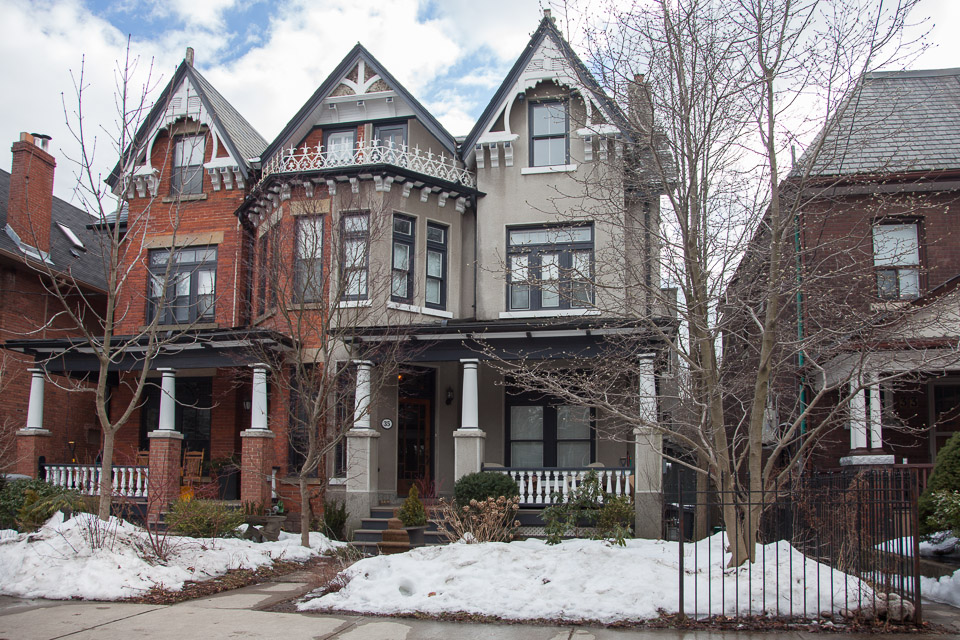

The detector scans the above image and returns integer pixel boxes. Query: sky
[1,0,959,205]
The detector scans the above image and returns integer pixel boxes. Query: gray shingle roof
[188,67,267,162]
[0,169,107,291]
[804,68,960,177]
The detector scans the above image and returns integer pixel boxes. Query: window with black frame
[391,215,415,302]
[341,212,370,300]
[873,221,921,300]
[530,101,567,167]
[425,222,447,309]
[295,216,324,303]
[147,246,217,324]
[171,134,206,195]
[507,224,593,311]
[507,393,593,467]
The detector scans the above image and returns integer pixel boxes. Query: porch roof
[348,317,676,362]
[4,328,293,374]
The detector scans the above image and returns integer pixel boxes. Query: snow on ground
[875,534,959,556]
[300,534,872,623]
[0,512,342,600]
[921,568,960,607]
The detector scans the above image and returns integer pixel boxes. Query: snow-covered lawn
[874,534,960,608]
[0,512,342,600]
[300,534,873,623]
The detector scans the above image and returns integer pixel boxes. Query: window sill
[521,164,578,175]
[328,477,347,486]
[254,309,276,324]
[498,308,601,319]
[387,301,453,318]
[287,301,326,311]
[161,193,207,203]
[338,299,372,309]
[870,300,912,312]
[140,322,219,331]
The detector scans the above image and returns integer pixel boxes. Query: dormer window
[530,101,567,167]
[172,134,205,195]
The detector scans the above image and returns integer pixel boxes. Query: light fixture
[243,400,252,411]
[446,387,455,405]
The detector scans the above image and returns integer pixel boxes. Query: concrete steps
[351,505,445,555]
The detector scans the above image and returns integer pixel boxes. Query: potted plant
[398,486,428,547]
[210,455,240,500]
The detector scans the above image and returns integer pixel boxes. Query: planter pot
[404,525,427,547]
[215,466,239,500]
[244,514,286,542]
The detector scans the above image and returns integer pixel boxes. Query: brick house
[8,11,674,535]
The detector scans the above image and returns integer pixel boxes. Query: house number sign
[381,418,393,430]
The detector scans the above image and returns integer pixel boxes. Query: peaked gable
[106,58,267,194]
[261,44,459,162]
[463,16,632,162]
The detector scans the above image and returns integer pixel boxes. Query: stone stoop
[377,517,410,554]
[351,506,444,555]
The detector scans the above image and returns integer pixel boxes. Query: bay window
[507,224,594,311]
[391,215,415,302]
[295,216,324,303]
[425,222,447,309]
[341,212,369,300]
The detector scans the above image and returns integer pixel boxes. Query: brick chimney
[7,132,55,254]
[627,74,654,135]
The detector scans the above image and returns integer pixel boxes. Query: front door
[397,398,431,495]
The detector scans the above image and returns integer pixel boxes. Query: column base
[840,453,895,466]
[147,429,184,523]
[453,428,486,481]
[345,429,380,533]
[16,429,52,478]
[241,429,276,506]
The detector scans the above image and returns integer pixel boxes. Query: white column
[157,368,177,431]
[867,373,883,450]
[25,368,45,430]
[460,358,479,429]
[634,353,662,539]
[849,378,868,450]
[352,360,373,431]
[637,354,657,427]
[250,364,269,430]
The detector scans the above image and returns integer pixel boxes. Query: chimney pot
[185,47,195,66]
[544,9,552,20]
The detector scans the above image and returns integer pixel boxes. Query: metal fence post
[678,470,684,619]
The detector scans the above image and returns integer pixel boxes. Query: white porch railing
[487,466,634,506]
[45,464,149,499]
[260,140,477,189]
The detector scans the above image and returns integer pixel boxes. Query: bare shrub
[435,496,520,543]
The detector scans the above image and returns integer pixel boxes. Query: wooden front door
[397,398,431,496]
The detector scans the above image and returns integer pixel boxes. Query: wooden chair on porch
[181,450,204,493]
[135,450,150,467]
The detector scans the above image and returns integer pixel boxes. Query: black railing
[670,468,922,625]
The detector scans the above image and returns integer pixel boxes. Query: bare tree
[492,0,935,563]
[242,181,427,547]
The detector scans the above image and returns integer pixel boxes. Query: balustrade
[486,467,633,506]
[44,464,149,499]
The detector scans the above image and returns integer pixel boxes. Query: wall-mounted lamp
[243,400,252,411]
[445,387,455,405]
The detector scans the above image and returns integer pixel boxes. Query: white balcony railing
[260,141,477,189]
[486,466,634,506]
[45,464,149,499]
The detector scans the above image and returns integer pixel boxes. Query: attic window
[57,223,85,250]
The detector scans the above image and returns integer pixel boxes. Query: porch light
[446,387,454,405]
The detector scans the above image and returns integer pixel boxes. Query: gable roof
[800,68,960,178]
[462,16,633,156]
[261,43,459,162]
[0,169,107,291]
[106,59,267,188]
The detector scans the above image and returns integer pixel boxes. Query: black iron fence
[668,468,922,625]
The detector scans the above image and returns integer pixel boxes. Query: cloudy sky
[1,0,958,203]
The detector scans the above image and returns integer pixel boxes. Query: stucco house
[8,11,673,537]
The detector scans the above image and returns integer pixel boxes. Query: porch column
[634,353,662,539]
[453,358,485,481]
[16,369,51,478]
[241,364,275,505]
[148,368,183,522]
[346,360,379,531]
[849,377,869,451]
[867,372,883,450]
[840,372,894,467]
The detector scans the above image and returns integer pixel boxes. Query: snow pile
[301,534,872,623]
[0,512,342,600]
[921,568,960,607]
[875,534,959,556]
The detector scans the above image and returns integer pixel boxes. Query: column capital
[156,367,177,374]
[352,359,374,367]
[460,358,480,365]
[249,362,271,371]
[27,368,44,375]
[637,352,656,361]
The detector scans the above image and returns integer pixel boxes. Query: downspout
[794,198,807,439]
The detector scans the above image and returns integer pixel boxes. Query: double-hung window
[508,394,593,467]
[341,213,370,300]
[171,134,205,195]
[507,224,594,311]
[294,216,324,303]
[391,215,415,302]
[873,222,921,300]
[375,124,407,165]
[325,129,356,165]
[148,246,217,324]
[425,223,447,309]
[530,101,567,167]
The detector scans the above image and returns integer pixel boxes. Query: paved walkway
[0,579,956,640]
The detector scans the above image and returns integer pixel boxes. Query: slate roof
[0,169,107,291]
[261,43,460,162]
[106,60,267,187]
[802,68,960,177]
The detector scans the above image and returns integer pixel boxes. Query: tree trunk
[299,475,311,548]
[97,428,116,520]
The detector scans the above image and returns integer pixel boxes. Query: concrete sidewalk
[0,578,953,640]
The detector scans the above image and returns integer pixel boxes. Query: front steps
[351,506,445,555]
